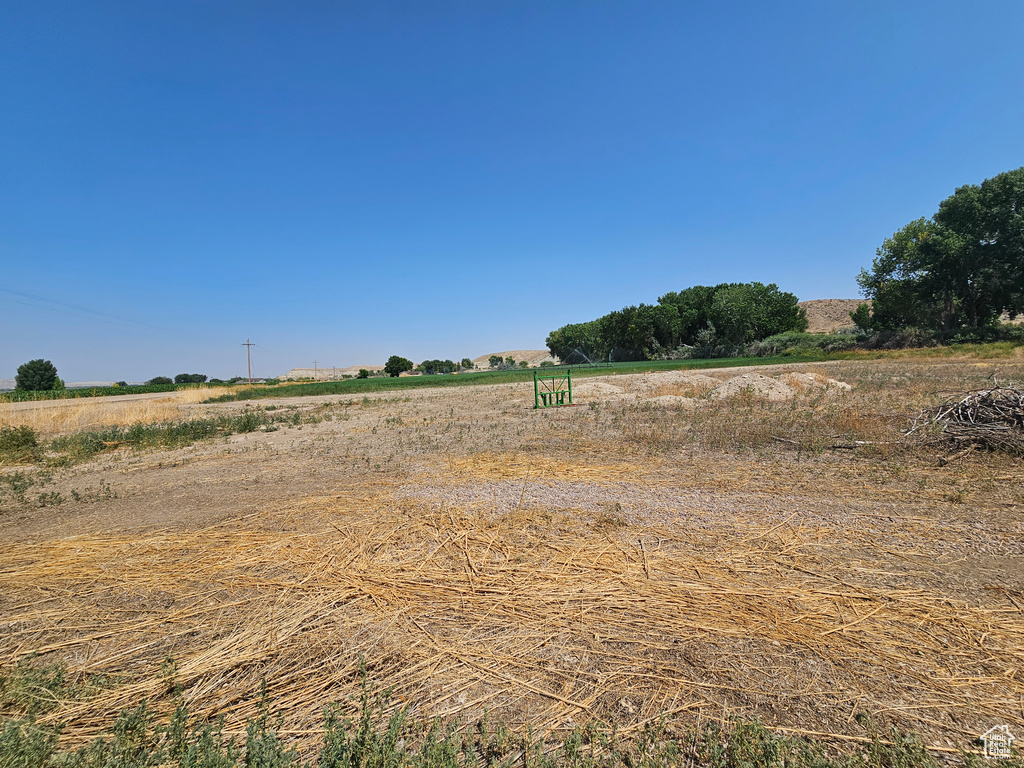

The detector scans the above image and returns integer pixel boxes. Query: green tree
[658,286,717,343]
[147,376,173,385]
[597,303,680,360]
[488,355,503,368]
[357,369,370,379]
[849,303,872,331]
[174,373,208,384]
[418,359,457,375]
[460,358,474,370]
[706,283,807,344]
[547,282,805,361]
[383,356,413,377]
[545,320,602,363]
[858,167,1024,331]
[14,359,59,391]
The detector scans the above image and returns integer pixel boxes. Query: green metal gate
[534,370,573,409]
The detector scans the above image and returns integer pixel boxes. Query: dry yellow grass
[0,386,242,435]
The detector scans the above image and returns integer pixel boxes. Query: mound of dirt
[781,371,853,393]
[628,372,721,397]
[710,373,796,402]
[571,369,853,406]
[799,299,866,333]
[574,381,628,397]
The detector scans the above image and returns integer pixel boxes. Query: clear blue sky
[2,2,1022,382]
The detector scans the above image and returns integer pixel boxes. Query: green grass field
[204,355,827,403]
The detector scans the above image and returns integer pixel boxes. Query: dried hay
[444,454,648,484]
[2,480,1022,754]
[0,398,186,435]
[0,386,242,435]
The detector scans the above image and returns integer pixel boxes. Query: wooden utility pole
[242,339,254,384]
[313,360,318,380]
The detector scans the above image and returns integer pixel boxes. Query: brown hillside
[799,299,866,333]
[472,349,554,368]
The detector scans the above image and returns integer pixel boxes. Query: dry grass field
[1,356,1023,761]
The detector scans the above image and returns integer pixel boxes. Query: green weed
[0,426,41,464]
[0,660,1005,768]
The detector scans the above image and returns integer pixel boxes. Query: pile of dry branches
[910,386,1024,454]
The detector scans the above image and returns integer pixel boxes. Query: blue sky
[2,2,1022,381]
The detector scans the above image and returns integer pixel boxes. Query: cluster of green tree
[144,374,211,385]
[416,359,458,375]
[174,373,208,384]
[383,356,476,377]
[546,282,807,362]
[14,359,64,392]
[487,355,530,369]
[856,167,1024,333]
[383,356,413,377]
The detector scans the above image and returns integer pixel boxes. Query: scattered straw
[1,479,1021,754]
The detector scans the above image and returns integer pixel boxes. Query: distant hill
[279,365,384,381]
[799,300,1021,332]
[799,299,864,333]
[471,350,554,368]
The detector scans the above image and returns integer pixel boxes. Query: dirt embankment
[799,299,865,333]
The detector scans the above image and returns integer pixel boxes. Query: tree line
[547,166,1023,363]
[546,282,808,362]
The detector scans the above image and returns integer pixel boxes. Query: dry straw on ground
[2,460,1022,756]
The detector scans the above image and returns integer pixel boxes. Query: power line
[0,288,167,331]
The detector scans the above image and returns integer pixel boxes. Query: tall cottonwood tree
[858,167,1024,331]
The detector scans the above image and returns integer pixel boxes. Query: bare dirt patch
[800,299,865,333]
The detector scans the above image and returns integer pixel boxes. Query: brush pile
[910,386,1024,454]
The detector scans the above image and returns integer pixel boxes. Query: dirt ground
[1,358,1022,758]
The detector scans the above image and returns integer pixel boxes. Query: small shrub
[0,426,40,463]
